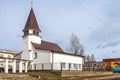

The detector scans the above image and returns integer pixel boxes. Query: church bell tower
[22,7,41,60]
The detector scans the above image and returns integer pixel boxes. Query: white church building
[19,7,84,71]
[0,7,84,73]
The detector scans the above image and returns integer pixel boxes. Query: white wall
[52,52,83,70]
[29,49,83,71]
[22,31,41,60]
[53,53,83,64]
[22,36,30,60]
[23,35,41,51]
[21,44,83,71]
[32,49,51,64]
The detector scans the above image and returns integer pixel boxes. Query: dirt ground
[84,73,120,80]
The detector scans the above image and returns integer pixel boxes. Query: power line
[73,0,119,34]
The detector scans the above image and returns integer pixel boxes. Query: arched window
[24,30,28,36]
[36,31,39,35]
[34,52,37,59]
[33,30,39,36]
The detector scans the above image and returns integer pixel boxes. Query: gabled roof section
[32,40,64,53]
[23,7,41,31]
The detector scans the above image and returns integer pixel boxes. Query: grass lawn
[28,71,61,79]
[15,71,114,80]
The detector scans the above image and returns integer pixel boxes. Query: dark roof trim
[51,51,84,58]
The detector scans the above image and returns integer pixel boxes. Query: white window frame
[62,63,66,68]
[74,64,77,69]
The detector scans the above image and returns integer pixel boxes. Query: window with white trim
[62,63,66,68]
[74,64,77,69]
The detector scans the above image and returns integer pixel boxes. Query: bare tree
[80,49,85,56]
[70,33,84,56]
[86,55,91,62]
[84,55,87,62]
[91,54,95,62]
[85,54,96,62]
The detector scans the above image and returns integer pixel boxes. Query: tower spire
[23,5,41,32]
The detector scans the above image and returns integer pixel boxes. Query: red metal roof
[103,58,120,62]
[31,41,84,57]
[32,40,64,53]
[23,7,41,31]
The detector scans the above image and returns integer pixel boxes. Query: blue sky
[0,0,120,61]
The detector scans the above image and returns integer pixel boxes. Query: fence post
[61,63,62,71]
[69,63,70,71]
[51,63,53,71]
[42,64,44,71]
[76,64,78,71]
[35,64,36,71]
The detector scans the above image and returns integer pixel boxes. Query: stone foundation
[61,71,113,77]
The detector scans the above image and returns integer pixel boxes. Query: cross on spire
[31,0,33,8]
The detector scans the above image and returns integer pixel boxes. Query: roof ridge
[41,40,58,45]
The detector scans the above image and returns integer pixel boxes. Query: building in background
[83,58,120,72]
[0,49,19,72]
[103,58,120,71]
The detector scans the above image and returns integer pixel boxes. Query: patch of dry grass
[15,71,114,80]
